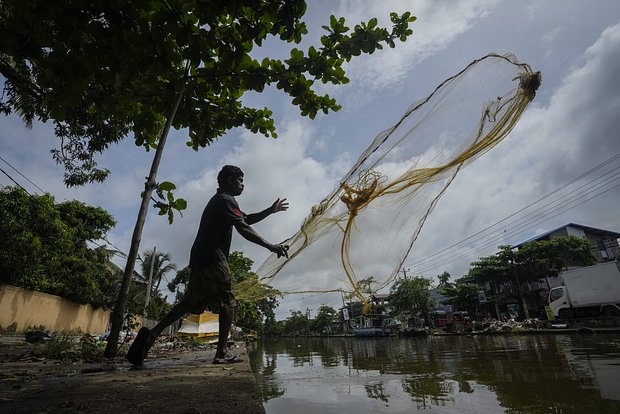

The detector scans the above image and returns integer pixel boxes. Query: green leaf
[158,181,176,192]
[174,198,187,211]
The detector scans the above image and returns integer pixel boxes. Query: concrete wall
[0,284,110,334]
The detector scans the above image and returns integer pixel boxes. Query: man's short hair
[217,165,244,187]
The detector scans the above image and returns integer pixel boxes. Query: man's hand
[269,243,289,258]
[271,198,289,214]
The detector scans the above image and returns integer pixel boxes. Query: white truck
[548,261,620,319]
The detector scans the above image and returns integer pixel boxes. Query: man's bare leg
[213,303,242,363]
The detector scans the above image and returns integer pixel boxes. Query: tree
[136,249,177,318]
[0,186,117,307]
[227,251,279,335]
[311,305,338,334]
[138,249,177,302]
[1,1,416,355]
[469,237,597,319]
[440,283,479,314]
[517,236,596,277]
[344,276,376,302]
[282,310,309,336]
[437,271,451,288]
[167,266,191,302]
[389,277,435,327]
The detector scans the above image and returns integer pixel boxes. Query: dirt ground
[0,335,265,414]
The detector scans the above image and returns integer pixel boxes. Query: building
[514,223,620,264]
[473,223,620,320]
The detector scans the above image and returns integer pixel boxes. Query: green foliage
[42,334,77,361]
[347,301,365,319]
[227,251,279,335]
[310,305,338,334]
[0,187,118,307]
[153,181,187,224]
[517,236,596,275]
[168,266,191,293]
[282,310,309,335]
[389,277,435,318]
[1,1,416,350]
[1,0,416,219]
[440,283,479,313]
[119,249,177,318]
[138,249,177,298]
[229,251,255,283]
[344,276,376,302]
[469,237,597,286]
[437,271,451,288]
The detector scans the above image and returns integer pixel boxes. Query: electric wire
[0,154,130,258]
[413,177,620,273]
[407,154,620,275]
[0,154,46,193]
[408,152,620,267]
[0,166,30,194]
[413,167,620,270]
[413,179,620,275]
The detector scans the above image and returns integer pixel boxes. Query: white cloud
[325,1,500,96]
[408,21,620,280]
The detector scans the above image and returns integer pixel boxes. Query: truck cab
[549,286,571,319]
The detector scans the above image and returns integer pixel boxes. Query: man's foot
[213,354,243,364]
[126,327,150,367]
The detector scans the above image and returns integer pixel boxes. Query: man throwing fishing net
[127,165,289,366]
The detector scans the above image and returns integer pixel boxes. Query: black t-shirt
[189,189,245,267]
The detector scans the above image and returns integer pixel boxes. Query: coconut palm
[138,249,177,303]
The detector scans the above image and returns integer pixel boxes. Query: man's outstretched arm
[245,198,288,225]
[233,220,289,258]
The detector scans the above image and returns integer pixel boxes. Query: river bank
[0,335,265,414]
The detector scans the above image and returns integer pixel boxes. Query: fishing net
[237,53,540,307]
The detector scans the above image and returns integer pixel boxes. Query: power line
[412,178,620,275]
[0,155,46,193]
[409,153,620,268]
[407,153,620,275]
[412,177,620,274]
[0,166,30,194]
[414,168,620,271]
[0,155,130,258]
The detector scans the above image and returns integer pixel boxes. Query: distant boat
[350,325,389,337]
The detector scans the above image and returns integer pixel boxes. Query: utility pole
[144,246,156,316]
[401,268,410,279]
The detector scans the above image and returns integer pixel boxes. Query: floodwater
[249,333,620,414]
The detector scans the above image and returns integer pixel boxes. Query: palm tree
[138,248,177,308]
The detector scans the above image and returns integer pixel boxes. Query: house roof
[372,293,391,300]
[513,223,620,248]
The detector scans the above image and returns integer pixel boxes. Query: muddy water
[249,334,620,413]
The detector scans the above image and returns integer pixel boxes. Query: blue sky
[2,1,619,319]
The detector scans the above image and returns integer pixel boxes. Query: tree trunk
[492,280,501,319]
[144,246,157,315]
[514,271,530,319]
[104,79,187,357]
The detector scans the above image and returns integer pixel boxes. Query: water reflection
[249,334,620,413]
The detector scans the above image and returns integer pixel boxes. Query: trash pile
[470,318,549,333]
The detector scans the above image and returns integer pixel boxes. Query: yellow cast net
[237,53,540,307]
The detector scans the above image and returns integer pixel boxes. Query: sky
[2,1,620,319]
